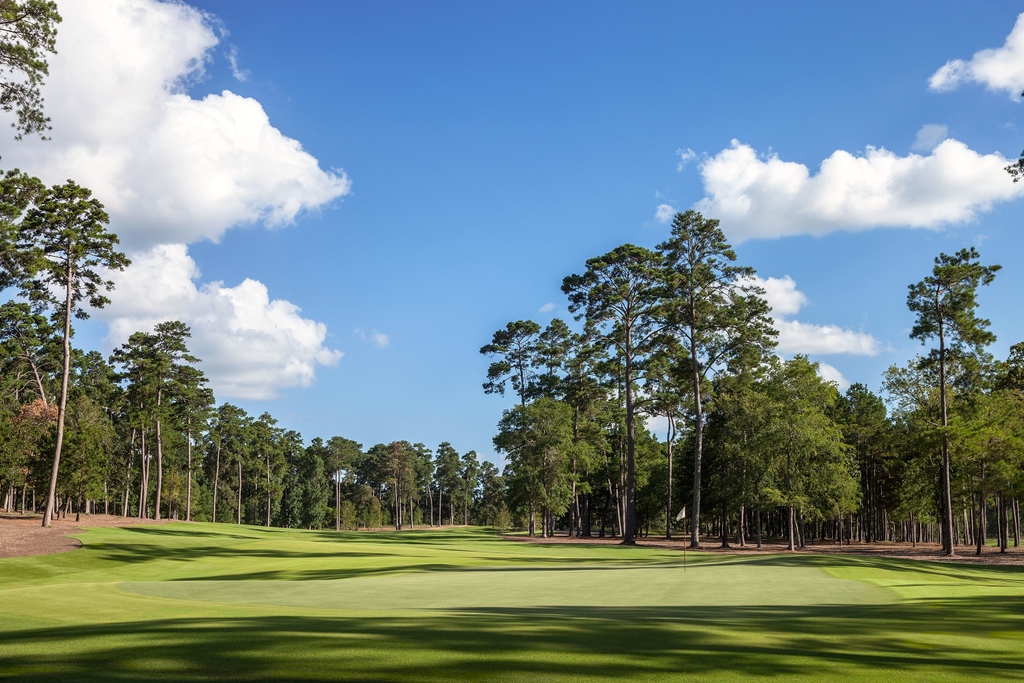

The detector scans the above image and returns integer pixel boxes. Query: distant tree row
[484,211,1021,556]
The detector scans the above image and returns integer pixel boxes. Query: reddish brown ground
[504,533,1024,565]
[0,513,171,558]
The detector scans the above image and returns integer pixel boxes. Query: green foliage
[0,0,60,139]
[480,319,541,404]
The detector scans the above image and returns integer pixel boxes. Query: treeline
[0,310,506,529]
[483,211,1023,555]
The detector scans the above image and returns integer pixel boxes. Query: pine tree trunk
[42,263,74,528]
[689,338,703,549]
[237,460,242,525]
[1011,497,1019,548]
[154,408,163,520]
[665,417,674,539]
[139,429,148,519]
[213,444,221,523]
[186,422,192,522]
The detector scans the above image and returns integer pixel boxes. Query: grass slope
[0,523,1022,682]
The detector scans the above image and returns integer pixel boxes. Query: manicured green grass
[1,523,1023,681]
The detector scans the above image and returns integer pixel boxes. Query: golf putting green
[121,560,896,610]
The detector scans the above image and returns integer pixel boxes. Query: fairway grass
[1,524,1022,681]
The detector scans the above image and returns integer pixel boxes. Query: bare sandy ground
[0,513,171,558]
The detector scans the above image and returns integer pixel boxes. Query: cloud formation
[748,275,881,357]
[355,328,390,348]
[654,204,676,224]
[3,0,350,250]
[676,147,697,171]
[695,139,1023,242]
[0,0,352,400]
[910,124,949,153]
[929,13,1024,96]
[816,362,850,391]
[102,245,343,400]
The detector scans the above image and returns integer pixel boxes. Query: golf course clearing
[1,523,1022,681]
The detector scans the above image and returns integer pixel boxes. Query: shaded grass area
[1,523,1023,681]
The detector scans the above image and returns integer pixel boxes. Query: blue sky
[5,1,1024,463]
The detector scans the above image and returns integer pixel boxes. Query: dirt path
[0,513,171,558]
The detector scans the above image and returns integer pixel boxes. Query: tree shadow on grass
[2,596,1023,682]
[708,553,1024,583]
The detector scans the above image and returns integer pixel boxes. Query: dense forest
[483,211,1022,556]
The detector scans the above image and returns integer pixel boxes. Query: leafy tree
[907,247,999,555]
[326,436,362,530]
[481,320,542,405]
[458,450,480,525]
[761,357,852,550]
[476,460,504,526]
[170,363,213,521]
[562,244,664,544]
[411,442,434,525]
[434,441,460,525]
[657,210,776,548]
[495,397,574,537]
[207,403,250,524]
[643,342,690,538]
[0,300,56,404]
[0,168,43,290]
[288,436,329,529]
[0,0,60,139]
[18,180,128,527]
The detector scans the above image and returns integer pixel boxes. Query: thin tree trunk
[622,331,637,545]
[154,410,163,520]
[976,487,985,557]
[689,334,703,549]
[665,416,674,539]
[937,307,955,556]
[212,443,221,522]
[237,460,242,525]
[1011,497,1019,548]
[42,262,74,528]
[186,420,192,522]
[139,429,148,519]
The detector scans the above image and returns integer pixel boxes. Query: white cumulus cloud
[747,275,882,357]
[1,0,352,400]
[695,139,1023,242]
[654,204,676,224]
[816,362,850,391]
[2,0,350,250]
[929,13,1024,96]
[102,245,342,400]
[538,302,556,313]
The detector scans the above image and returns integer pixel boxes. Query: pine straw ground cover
[0,523,1022,682]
